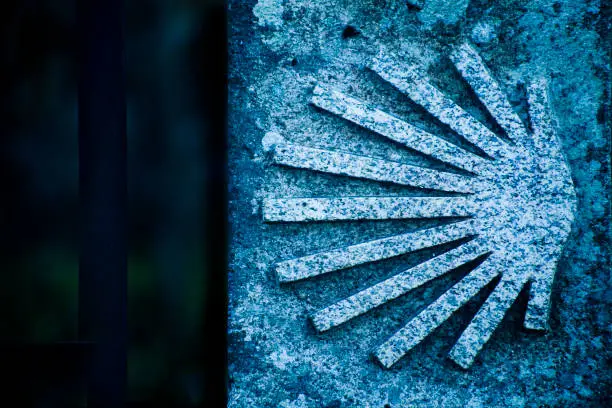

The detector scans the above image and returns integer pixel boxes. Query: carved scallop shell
[262,42,576,369]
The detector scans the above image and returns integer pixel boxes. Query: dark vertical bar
[200,2,228,406]
[78,0,127,406]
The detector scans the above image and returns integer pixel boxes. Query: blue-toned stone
[228,0,611,406]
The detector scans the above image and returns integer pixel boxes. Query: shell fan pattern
[261,42,577,369]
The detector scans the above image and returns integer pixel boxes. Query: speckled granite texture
[228,1,611,406]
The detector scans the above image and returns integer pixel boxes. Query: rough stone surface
[310,83,486,172]
[228,0,611,406]
[417,0,470,29]
[273,219,476,283]
[266,136,474,193]
[263,196,473,222]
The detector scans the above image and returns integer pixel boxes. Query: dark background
[0,0,227,406]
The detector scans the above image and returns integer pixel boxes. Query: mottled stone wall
[228,1,610,406]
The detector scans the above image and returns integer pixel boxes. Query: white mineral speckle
[471,21,497,44]
[250,197,259,215]
[262,131,285,152]
[253,0,284,29]
[418,0,470,28]
[279,394,312,408]
[269,347,297,370]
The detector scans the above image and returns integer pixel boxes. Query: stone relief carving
[229,0,609,406]
[262,42,576,369]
